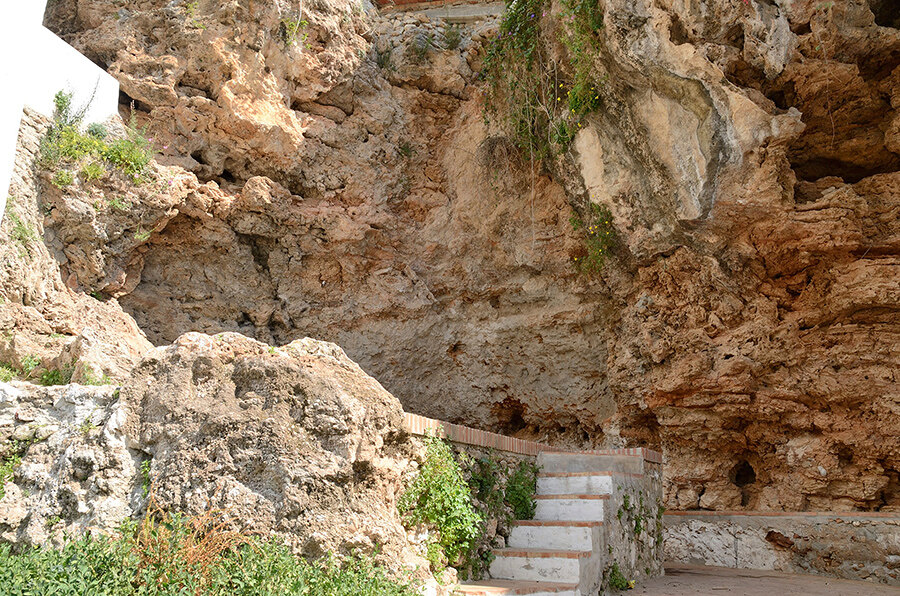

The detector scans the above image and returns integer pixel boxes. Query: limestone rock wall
[0,331,426,575]
[24,0,900,513]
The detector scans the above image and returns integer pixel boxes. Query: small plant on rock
[51,170,74,188]
[570,201,616,273]
[505,460,539,520]
[398,436,482,574]
[443,24,462,50]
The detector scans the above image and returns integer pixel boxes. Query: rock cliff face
[19,0,898,512]
[0,332,424,573]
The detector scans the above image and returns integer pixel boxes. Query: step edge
[538,471,643,478]
[491,548,593,559]
[535,494,610,500]
[513,520,602,527]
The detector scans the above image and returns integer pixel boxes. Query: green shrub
[444,25,462,50]
[0,363,16,383]
[40,365,73,386]
[79,364,112,386]
[87,122,108,139]
[80,160,105,183]
[51,170,74,188]
[108,196,131,211]
[569,202,616,272]
[483,0,605,156]
[6,211,37,256]
[505,461,539,520]
[0,440,26,500]
[19,356,40,379]
[606,561,631,590]
[280,17,309,46]
[0,509,418,596]
[398,437,482,572]
[40,91,154,183]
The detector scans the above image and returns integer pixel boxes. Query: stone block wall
[664,511,900,586]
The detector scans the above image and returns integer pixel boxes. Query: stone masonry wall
[664,512,900,586]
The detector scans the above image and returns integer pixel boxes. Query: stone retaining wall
[664,511,900,586]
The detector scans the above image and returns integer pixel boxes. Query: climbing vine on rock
[483,0,606,158]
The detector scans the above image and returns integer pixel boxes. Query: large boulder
[0,332,422,572]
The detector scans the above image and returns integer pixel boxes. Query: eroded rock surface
[19,0,900,512]
[0,332,424,572]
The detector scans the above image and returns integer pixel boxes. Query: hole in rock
[492,398,527,433]
[870,0,900,28]
[730,460,756,487]
[118,90,152,114]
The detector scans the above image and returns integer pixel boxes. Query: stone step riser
[537,453,644,474]
[537,475,613,496]
[489,555,582,584]
[508,525,600,551]
[534,498,605,522]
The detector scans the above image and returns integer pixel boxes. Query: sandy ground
[635,565,900,595]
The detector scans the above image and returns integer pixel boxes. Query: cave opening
[730,460,756,487]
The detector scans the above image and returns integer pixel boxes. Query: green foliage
[40,91,154,183]
[0,363,16,383]
[0,516,418,596]
[19,356,40,379]
[6,210,37,256]
[134,227,152,242]
[398,437,483,571]
[87,122,108,140]
[443,24,462,50]
[141,459,152,498]
[40,365,73,386]
[51,170,74,188]
[108,196,132,211]
[0,440,29,501]
[483,0,605,157]
[80,160,106,183]
[410,33,434,62]
[184,1,206,29]
[280,17,309,46]
[569,202,616,272]
[606,562,630,590]
[398,141,415,158]
[80,364,112,386]
[505,461,539,520]
[375,47,394,71]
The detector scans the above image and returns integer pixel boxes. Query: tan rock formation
[21,0,900,513]
[0,331,425,575]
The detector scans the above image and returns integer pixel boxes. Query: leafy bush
[40,91,154,183]
[0,507,418,596]
[569,202,616,272]
[605,561,631,590]
[51,170,74,188]
[19,356,40,379]
[398,437,483,573]
[87,122,108,139]
[505,461,539,520]
[483,0,605,157]
[80,160,106,183]
[280,17,309,46]
[444,25,462,50]
[0,363,16,383]
[39,365,73,386]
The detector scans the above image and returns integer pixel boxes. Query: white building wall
[0,2,120,216]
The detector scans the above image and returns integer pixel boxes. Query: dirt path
[636,565,900,595]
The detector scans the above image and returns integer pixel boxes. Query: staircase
[457,451,661,596]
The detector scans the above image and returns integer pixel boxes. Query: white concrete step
[508,520,602,551]
[538,452,644,474]
[456,579,580,595]
[489,548,590,584]
[533,494,607,522]
[537,472,615,496]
